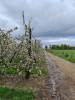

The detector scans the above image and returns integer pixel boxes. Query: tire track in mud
[45,52,75,100]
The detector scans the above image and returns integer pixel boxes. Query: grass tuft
[0,87,35,100]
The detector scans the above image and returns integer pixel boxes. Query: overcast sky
[0,0,75,46]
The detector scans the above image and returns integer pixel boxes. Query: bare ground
[45,52,75,100]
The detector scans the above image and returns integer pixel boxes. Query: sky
[0,0,75,46]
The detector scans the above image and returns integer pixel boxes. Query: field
[49,50,75,63]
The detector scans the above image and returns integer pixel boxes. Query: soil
[46,52,75,100]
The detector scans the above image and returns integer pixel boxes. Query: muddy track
[45,52,75,100]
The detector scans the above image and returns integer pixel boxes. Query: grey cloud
[0,0,75,45]
[40,36,75,46]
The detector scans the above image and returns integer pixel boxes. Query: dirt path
[45,52,75,100]
[47,52,75,82]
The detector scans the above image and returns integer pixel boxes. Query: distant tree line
[50,44,75,50]
[45,44,75,50]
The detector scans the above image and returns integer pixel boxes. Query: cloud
[0,0,75,45]
[40,36,75,46]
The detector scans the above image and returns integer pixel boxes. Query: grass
[0,67,17,75]
[49,50,75,63]
[0,87,35,100]
[0,66,48,77]
[31,66,48,77]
